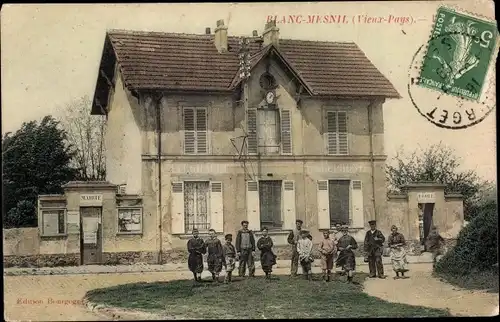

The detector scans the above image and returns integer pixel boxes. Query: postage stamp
[408,6,498,129]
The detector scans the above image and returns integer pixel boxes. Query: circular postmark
[408,30,497,130]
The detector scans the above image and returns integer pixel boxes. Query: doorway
[418,203,435,251]
[80,207,103,265]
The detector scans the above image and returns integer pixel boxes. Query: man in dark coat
[364,220,386,279]
[235,220,256,277]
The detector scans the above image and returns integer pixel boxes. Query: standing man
[287,219,304,277]
[235,220,256,277]
[425,226,445,269]
[187,228,206,283]
[364,220,386,279]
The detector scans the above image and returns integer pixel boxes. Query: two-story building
[88,19,403,261]
[2,21,465,268]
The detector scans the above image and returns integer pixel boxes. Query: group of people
[187,218,447,283]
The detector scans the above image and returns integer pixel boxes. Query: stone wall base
[3,253,80,268]
[3,239,457,267]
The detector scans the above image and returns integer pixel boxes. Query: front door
[80,207,103,265]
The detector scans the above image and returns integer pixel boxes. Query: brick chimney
[214,19,228,53]
[262,20,279,47]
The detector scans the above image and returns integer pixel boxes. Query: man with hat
[287,219,308,277]
[235,220,256,277]
[364,220,386,278]
[336,225,358,283]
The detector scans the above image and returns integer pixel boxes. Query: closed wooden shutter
[326,111,349,155]
[317,180,330,230]
[183,108,196,154]
[246,109,258,154]
[171,182,185,234]
[351,180,364,228]
[246,181,260,231]
[210,181,224,233]
[282,180,296,230]
[196,108,208,154]
[326,111,338,155]
[280,109,292,155]
[338,112,348,155]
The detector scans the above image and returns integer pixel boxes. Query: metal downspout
[156,94,163,264]
[368,101,377,221]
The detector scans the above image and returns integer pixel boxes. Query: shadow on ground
[85,273,451,319]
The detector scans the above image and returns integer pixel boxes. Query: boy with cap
[205,228,224,282]
[287,219,311,277]
[319,230,337,282]
[235,220,256,277]
[222,233,236,283]
[336,226,358,283]
[187,228,206,282]
[257,227,277,280]
[297,230,314,280]
[364,220,386,279]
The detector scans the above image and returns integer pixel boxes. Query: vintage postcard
[2,1,498,321]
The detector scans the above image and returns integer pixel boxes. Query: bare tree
[58,96,106,181]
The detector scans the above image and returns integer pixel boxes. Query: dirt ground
[3,263,498,321]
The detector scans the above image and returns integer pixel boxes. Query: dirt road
[4,264,498,320]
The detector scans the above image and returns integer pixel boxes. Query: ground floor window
[259,180,282,229]
[184,181,210,232]
[41,208,66,236]
[117,208,143,234]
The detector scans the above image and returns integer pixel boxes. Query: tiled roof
[105,29,400,98]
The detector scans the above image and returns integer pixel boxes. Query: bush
[435,202,498,276]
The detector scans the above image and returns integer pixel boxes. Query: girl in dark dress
[257,227,277,280]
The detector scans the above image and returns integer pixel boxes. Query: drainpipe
[367,100,377,221]
[155,93,163,264]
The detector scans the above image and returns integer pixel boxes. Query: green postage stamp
[418,7,498,101]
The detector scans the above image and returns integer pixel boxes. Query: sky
[1,1,497,181]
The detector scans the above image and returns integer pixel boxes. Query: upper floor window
[325,111,348,155]
[183,107,208,154]
[247,108,292,155]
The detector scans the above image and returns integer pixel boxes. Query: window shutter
[280,109,292,155]
[171,182,185,234]
[246,181,261,231]
[246,109,258,154]
[317,180,330,230]
[326,111,338,155]
[282,180,296,230]
[196,108,208,154]
[338,111,348,155]
[183,108,196,154]
[351,180,364,228]
[210,181,224,233]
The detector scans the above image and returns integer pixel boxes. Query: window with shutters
[328,180,350,225]
[184,181,210,231]
[325,111,348,155]
[259,180,282,229]
[247,108,292,155]
[183,107,208,155]
[41,208,66,236]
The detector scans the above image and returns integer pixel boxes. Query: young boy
[336,226,358,283]
[205,228,224,282]
[222,233,236,283]
[319,230,337,282]
[297,230,314,280]
[257,227,277,280]
[187,228,206,282]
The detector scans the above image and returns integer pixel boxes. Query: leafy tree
[2,116,78,228]
[58,95,106,181]
[386,143,490,221]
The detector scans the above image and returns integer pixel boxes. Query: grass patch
[434,269,499,293]
[86,273,450,318]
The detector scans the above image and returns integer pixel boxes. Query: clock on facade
[265,90,276,104]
